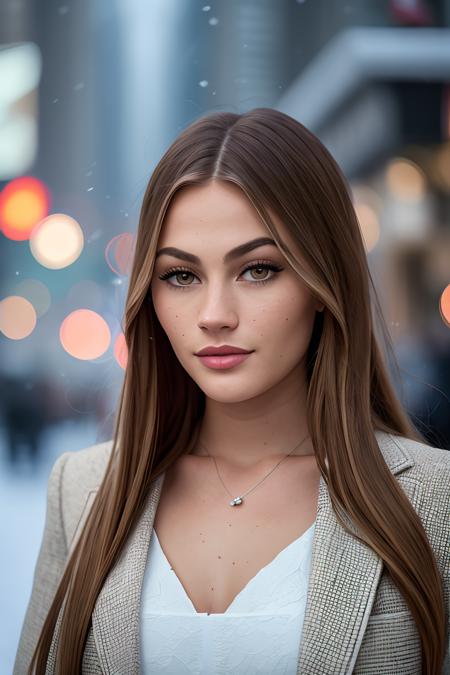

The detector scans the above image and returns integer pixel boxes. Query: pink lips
[196,353,252,370]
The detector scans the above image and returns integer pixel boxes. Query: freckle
[232,561,236,565]
[211,586,214,591]
[201,539,205,543]
[228,523,232,527]
[218,555,222,559]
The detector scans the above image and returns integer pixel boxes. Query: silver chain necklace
[197,433,311,507]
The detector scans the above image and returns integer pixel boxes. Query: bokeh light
[440,284,450,328]
[29,213,84,269]
[114,332,128,369]
[0,295,37,339]
[0,176,50,241]
[60,309,111,360]
[435,143,450,192]
[385,158,427,201]
[354,203,380,252]
[15,278,51,317]
[351,184,381,252]
[105,232,135,275]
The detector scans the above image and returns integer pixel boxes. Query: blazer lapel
[296,431,415,674]
[92,472,166,675]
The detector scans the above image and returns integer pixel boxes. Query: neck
[191,374,313,470]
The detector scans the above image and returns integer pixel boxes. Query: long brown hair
[30,108,446,674]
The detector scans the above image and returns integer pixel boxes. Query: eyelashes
[158,260,284,291]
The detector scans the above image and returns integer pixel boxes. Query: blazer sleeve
[13,452,70,675]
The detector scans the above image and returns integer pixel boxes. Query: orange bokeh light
[114,332,128,369]
[0,176,51,241]
[439,284,450,328]
[60,309,111,360]
[0,296,37,339]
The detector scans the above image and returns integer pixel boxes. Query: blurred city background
[1,0,450,671]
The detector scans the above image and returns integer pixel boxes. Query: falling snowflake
[209,17,219,25]
[202,5,211,10]
[199,80,209,88]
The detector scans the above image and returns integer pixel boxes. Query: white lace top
[139,521,316,674]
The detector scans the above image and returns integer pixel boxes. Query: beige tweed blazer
[13,431,450,674]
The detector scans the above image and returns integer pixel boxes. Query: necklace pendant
[229,496,243,506]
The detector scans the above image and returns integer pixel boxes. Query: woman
[14,108,449,674]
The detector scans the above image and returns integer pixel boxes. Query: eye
[158,260,283,290]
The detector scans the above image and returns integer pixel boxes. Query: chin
[197,380,272,404]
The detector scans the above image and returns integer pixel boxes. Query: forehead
[158,181,271,244]
[158,181,289,251]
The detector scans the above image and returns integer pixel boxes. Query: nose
[197,282,239,332]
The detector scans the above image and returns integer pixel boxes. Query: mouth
[195,352,253,370]
[194,345,253,356]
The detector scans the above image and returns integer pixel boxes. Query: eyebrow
[155,237,277,265]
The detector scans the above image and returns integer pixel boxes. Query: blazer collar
[91,430,415,675]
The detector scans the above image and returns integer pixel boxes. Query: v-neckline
[151,522,315,616]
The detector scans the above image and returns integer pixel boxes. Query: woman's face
[150,180,323,404]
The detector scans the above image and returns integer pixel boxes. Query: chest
[152,455,320,615]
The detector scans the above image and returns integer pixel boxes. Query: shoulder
[375,431,449,539]
[391,432,450,464]
[51,440,113,550]
[378,430,449,551]
[379,431,450,513]
[395,432,449,518]
[376,429,450,478]
[60,438,113,493]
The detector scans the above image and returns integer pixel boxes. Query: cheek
[255,291,316,333]
[259,295,317,357]
[151,287,180,340]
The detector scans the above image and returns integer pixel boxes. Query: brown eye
[158,267,200,288]
[174,271,194,285]
[240,261,283,285]
[248,266,270,281]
